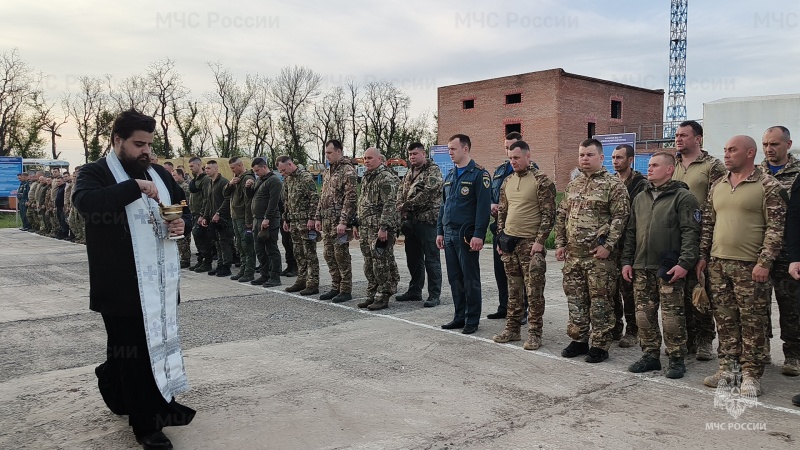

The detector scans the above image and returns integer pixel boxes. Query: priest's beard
[118,143,151,175]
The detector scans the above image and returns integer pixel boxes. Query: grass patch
[0,212,21,229]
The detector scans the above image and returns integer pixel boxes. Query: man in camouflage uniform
[36,175,51,235]
[277,155,320,296]
[26,171,42,232]
[672,120,726,361]
[611,144,647,348]
[699,135,786,397]
[760,126,800,377]
[555,138,630,363]
[172,168,193,268]
[622,152,700,379]
[224,158,256,282]
[396,142,443,307]
[493,141,556,350]
[199,160,233,277]
[188,157,213,272]
[48,175,60,237]
[354,148,400,310]
[311,139,357,303]
[68,167,86,243]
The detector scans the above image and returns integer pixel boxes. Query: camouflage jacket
[188,172,211,216]
[700,167,787,269]
[760,153,800,196]
[673,150,726,207]
[555,168,630,258]
[64,183,73,211]
[223,170,256,222]
[315,157,357,224]
[202,174,231,219]
[48,179,59,209]
[28,182,39,207]
[396,158,443,225]
[358,164,400,231]
[497,167,556,246]
[36,182,50,210]
[282,166,319,225]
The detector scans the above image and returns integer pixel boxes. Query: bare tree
[0,49,43,156]
[345,79,363,158]
[270,65,321,164]
[361,81,411,159]
[310,86,348,162]
[65,76,111,162]
[193,103,214,158]
[245,74,276,159]
[34,96,69,159]
[171,99,200,156]
[147,58,186,158]
[108,74,156,115]
[206,62,254,158]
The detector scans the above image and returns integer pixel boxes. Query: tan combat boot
[782,358,800,376]
[285,280,306,293]
[741,375,762,397]
[523,334,542,350]
[492,330,521,343]
[703,366,732,388]
[695,337,714,361]
[357,297,375,309]
[368,296,389,310]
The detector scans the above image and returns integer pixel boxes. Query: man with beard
[73,109,194,449]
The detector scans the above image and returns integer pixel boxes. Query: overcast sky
[2,0,798,166]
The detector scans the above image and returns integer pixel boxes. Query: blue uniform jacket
[437,159,491,239]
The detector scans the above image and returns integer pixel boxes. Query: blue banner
[0,156,23,197]
[430,144,452,177]
[593,133,637,174]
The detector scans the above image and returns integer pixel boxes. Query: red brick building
[437,68,664,189]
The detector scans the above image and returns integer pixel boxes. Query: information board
[0,156,23,198]
[430,144,452,177]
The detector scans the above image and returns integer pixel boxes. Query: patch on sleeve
[693,209,702,223]
[483,174,491,189]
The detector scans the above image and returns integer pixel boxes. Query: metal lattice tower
[665,0,688,139]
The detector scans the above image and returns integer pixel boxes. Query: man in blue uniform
[437,134,491,334]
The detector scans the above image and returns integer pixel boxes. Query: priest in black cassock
[73,109,195,450]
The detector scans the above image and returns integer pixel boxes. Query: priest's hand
[136,180,159,200]
[167,218,184,236]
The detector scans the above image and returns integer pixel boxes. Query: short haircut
[651,151,676,166]
[111,109,156,141]
[206,160,218,165]
[509,140,530,153]
[252,157,267,168]
[325,139,343,151]
[449,134,471,149]
[175,168,185,177]
[407,142,425,152]
[188,157,202,164]
[275,155,292,164]
[580,138,604,153]
[163,161,174,167]
[766,125,791,141]
[679,120,703,137]
[505,131,523,141]
[228,157,242,165]
[614,144,635,159]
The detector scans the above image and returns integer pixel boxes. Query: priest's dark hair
[111,109,156,141]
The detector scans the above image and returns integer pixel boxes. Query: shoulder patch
[693,209,702,223]
[474,163,485,171]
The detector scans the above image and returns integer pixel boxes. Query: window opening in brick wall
[611,100,622,119]
[505,93,522,104]
[587,122,596,139]
[505,123,521,136]
[462,99,474,109]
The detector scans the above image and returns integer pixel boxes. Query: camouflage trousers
[633,269,687,358]
[358,225,399,300]
[708,258,772,378]
[322,219,352,293]
[50,209,59,235]
[562,256,617,351]
[770,259,800,360]
[500,238,546,336]
[683,269,717,348]
[39,210,51,234]
[67,209,85,242]
[178,225,193,265]
[290,223,319,288]
[27,205,38,230]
